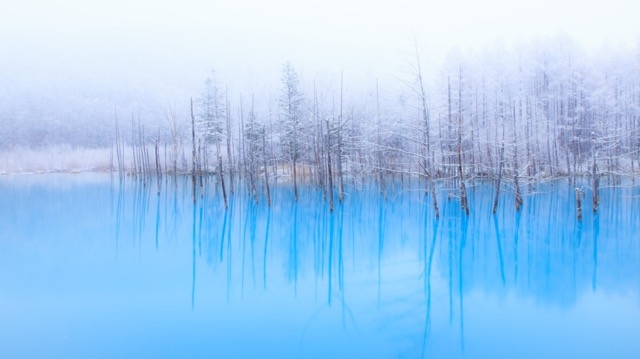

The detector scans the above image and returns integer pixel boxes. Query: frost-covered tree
[198,73,225,159]
[279,62,305,201]
[245,98,264,203]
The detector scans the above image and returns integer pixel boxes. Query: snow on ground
[0,146,112,174]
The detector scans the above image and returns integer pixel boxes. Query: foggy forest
[3,38,639,216]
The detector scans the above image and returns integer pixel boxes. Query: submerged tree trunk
[326,118,334,212]
[592,132,599,213]
[293,155,298,201]
[249,171,258,204]
[225,90,235,194]
[429,170,439,218]
[455,71,469,215]
[190,98,197,203]
[413,42,439,217]
[219,155,228,209]
[492,142,505,214]
[337,72,345,203]
[512,106,523,211]
[155,137,161,195]
[375,79,386,199]
[262,126,271,206]
[575,187,582,220]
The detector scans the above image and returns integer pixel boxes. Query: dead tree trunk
[512,105,523,211]
[375,79,386,198]
[337,72,345,202]
[190,98,197,203]
[455,71,469,215]
[225,89,235,194]
[326,118,334,212]
[263,126,271,206]
[492,142,505,214]
[414,43,439,217]
[575,187,582,220]
[219,155,228,209]
[292,154,299,202]
[592,132,599,213]
[155,137,161,195]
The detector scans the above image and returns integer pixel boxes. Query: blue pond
[1,174,639,358]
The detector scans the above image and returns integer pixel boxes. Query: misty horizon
[1,1,639,174]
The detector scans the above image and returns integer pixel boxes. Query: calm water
[1,174,639,358]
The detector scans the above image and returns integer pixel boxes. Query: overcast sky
[1,0,639,103]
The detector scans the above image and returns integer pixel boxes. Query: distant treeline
[107,41,638,215]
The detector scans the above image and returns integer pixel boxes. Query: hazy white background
[2,0,638,93]
[0,0,638,152]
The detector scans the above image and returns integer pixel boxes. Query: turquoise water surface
[1,174,639,358]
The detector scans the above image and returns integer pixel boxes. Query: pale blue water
[1,174,639,358]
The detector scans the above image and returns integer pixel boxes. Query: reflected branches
[105,175,639,356]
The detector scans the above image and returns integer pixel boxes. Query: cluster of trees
[112,40,640,215]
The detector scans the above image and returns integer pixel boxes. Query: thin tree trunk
[575,187,582,221]
[225,88,235,194]
[592,132,599,213]
[492,142,505,214]
[513,105,523,211]
[336,72,345,202]
[219,155,228,209]
[191,98,197,203]
[262,126,271,206]
[293,155,298,201]
[414,46,439,217]
[326,118,334,212]
[456,70,469,215]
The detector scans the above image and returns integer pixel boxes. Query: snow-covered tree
[198,72,225,158]
[279,62,305,201]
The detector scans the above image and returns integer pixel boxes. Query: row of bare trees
[112,41,640,216]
